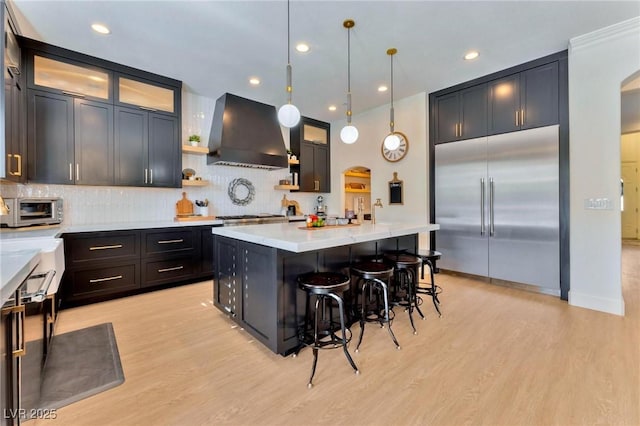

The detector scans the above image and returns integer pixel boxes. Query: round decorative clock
[381,132,408,162]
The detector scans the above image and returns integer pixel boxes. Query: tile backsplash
[0,91,322,226]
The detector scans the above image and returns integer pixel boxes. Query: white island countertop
[211,221,439,253]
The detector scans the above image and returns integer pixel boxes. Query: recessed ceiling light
[249,77,260,85]
[91,23,110,35]
[378,85,388,92]
[328,105,337,111]
[296,43,310,53]
[464,51,479,60]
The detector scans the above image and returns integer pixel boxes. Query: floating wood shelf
[344,171,370,178]
[274,184,300,190]
[182,179,209,186]
[345,188,371,193]
[182,145,209,155]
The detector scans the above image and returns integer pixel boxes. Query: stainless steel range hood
[207,93,288,170]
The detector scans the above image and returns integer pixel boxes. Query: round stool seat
[298,272,350,295]
[384,253,422,268]
[420,250,442,261]
[351,261,394,279]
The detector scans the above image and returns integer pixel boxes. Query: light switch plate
[584,198,613,210]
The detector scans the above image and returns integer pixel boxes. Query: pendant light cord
[287,0,291,65]
[347,25,351,93]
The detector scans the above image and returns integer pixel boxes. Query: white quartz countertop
[211,221,439,253]
[1,247,40,306]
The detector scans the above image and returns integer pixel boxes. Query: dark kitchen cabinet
[27,89,114,185]
[214,236,241,317]
[488,62,559,134]
[3,4,25,183]
[61,225,213,307]
[435,84,487,143]
[20,36,182,188]
[114,106,180,187]
[290,117,330,193]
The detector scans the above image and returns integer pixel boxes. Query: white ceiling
[10,0,640,123]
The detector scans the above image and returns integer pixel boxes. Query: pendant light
[383,48,401,150]
[340,19,358,144]
[277,0,300,128]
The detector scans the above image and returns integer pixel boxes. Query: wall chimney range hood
[207,93,289,170]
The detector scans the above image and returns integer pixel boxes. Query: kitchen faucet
[372,198,383,224]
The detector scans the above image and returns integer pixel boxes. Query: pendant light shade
[383,48,401,150]
[340,19,358,144]
[277,0,300,128]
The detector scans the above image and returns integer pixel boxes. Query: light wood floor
[32,247,639,426]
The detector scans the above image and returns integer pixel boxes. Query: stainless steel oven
[0,198,63,228]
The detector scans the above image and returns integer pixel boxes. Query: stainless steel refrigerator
[435,125,560,294]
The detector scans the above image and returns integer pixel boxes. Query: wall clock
[381,132,409,162]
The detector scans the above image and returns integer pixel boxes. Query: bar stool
[298,271,359,388]
[350,261,400,352]
[384,253,424,334]
[416,250,443,317]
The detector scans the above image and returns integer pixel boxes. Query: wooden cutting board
[176,192,194,216]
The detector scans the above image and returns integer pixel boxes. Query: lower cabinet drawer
[67,263,140,300]
[142,257,195,287]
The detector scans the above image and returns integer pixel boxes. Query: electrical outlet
[584,198,613,210]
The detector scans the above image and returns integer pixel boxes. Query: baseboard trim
[568,291,625,316]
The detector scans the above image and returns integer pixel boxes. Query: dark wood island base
[213,234,419,355]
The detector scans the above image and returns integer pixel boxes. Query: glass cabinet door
[33,55,110,100]
[118,76,174,113]
[303,123,327,145]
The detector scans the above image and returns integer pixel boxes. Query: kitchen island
[211,221,439,355]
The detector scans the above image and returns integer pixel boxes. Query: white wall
[328,92,431,248]
[568,17,640,315]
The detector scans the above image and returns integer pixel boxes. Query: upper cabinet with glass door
[30,54,112,101]
[116,74,178,116]
[303,122,328,145]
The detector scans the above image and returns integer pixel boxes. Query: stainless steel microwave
[0,198,63,228]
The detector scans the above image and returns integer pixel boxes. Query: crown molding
[570,16,640,52]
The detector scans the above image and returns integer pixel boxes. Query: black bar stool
[416,250,443,317]
[384,253,424,334]
[350,261,400,352]
[298,271,359,388]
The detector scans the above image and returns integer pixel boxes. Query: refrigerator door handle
[480,178,486,235]
[489,178,495,236]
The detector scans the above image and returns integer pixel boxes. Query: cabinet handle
[89,275,123,283]
[150,169,153,184]
[14,154,21,177]
[459,122,463,137]
[1,305,26,357]
[158,239,184,244]
[515,110,519,126]
[139,106,158,112]
[314,180,319,191]
[489,178,495,237]
[76,163,80,181]
[69,163,73,181]
[158,265,184,273]
[455,123,459,137]
[62,90,86,98]
[520,108,525,126]
[144,168,148,184]
[89,244,123,251]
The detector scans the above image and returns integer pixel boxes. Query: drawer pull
[89,244,123,251]
[158,265,184,273]
[89,275,123,283]
[158,239,184,244]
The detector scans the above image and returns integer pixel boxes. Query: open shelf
[182,145,209,155]
[344,171,370,178]
[274,184,300,190]
[345,188,371,193]
[182,179,209,186]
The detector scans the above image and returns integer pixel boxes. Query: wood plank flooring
[32,247,640,426]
